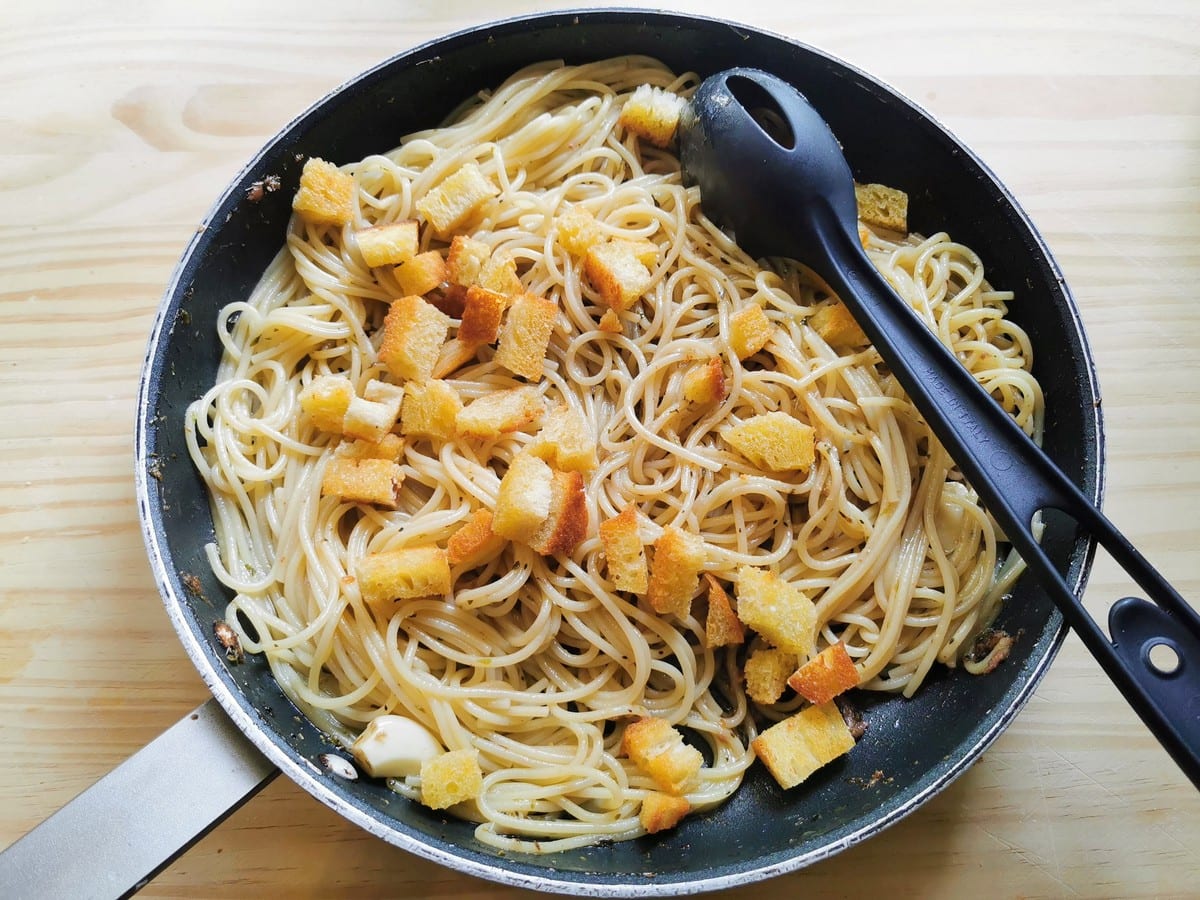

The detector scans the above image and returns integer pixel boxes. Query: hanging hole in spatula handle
[1050,503,1200,789]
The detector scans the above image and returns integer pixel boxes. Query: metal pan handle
[0,698,276,898]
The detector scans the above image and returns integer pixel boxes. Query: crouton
[751,701,856,790]
[455,385,545,440]
[810,302,867,347]
[745,647,798,705]
[400,379,462,441]
[619,84,685,148]
[446,508,507,569]
[646,527,706,617]
[682,357,727,406]
[598,308,623,333]
[492,452,554,541]
[299,374,355,433]
[395,250,448,297]
[599,505,648,593]
[292,158,356,226]
[735,565,817,658]
[416,163,497,234]
[722,411,816,473]
[703,574,744,647]
[342,379,404,443]
[419,748,483,810]
[336,432,404,462]
[495,293,558,380]
[379,295,452,384]
[431,337,480,379]
[854,182,908,233]
[788,641,859,705]
[640,792,690,834]
[483,254,523,295]
[557,207,605,255]
[446,235,491,285]
[459,285,509,345]
[528,469,588,556]
[584,240,654,312]
[729,304,775,360]
[622,717,703,795]
[528,404,598,473]
[356,546,451,605]
[355,220,419,268]
[431,282,467,318]
[320,457,403,508]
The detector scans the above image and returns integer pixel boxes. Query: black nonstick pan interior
[137,9,1102,893]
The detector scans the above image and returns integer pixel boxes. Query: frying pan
[0,9,1104,896]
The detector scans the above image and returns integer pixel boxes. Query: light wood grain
[1,1,1198,896]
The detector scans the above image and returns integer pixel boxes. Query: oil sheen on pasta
[186,57,1043,851]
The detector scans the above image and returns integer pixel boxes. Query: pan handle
[0,698,276,898]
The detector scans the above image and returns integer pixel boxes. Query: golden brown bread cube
[556,207,605,255]
[682,357,727,406]
[292,158,356,226]
[356,546,451,605]
[379,295,452,384]
[528,469,588,556]
[320,457,403,508]
[810,302,867,348]
[751,701,855,790]
[492,452,554,542]
[446,508,507,569]
[729,304,775,360]
[703,574,744,648]
[394,250,448,297]
[431,337,481,379]
[599,505,648,594]
[584,240,654,312]
[854,182,908,233]
[400,379,463,441]
[335,432,404,462]
[355,220,419,267]
[299,374,355,433]
[416,164,497,234]
[744,647,798,705]
[787,641,859,705]
[528,404,598,473]
[419,748,483,810]
[618,84,685,148]
[735,565,817,658]
[495,293,558,380]
[621,716,703,795]
[458,285,509,345]
[646,527,706,617]
[722,411,816,474]
[342,380,404,443]
[479,253,523,295]
[455,385,545,440]
[445,235,492,286]
[640,792,690,834]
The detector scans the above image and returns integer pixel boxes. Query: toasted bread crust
[619,84,685,148]
[379,295,452,383]
[735,565,817,657]
[320,457,403,508]
[621,716,703,795]
[446,508,507,569]
[787,641,859,705]
[729,304,775,360]
[455,385,545,440]
[751,702,855,790]
[723,411,816,473]
[854,182,908,233]
[416,163,497,234]
[356,546,451,605]
[292,158,356,226]
[495,292,558,380]
[646,527,706,617]
[640,791,690,834]
[744,647,798,705]
[395,250,448,297]
[355,220,419,267]
[703,574,744,648]
[528,469,588,556]
[600,505,649,594]
[459,285,509,345]
[682,357,727,406]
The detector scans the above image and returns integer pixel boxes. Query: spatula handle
[818,221,1200,789]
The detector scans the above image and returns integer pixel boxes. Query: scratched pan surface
[136,9,1103,895]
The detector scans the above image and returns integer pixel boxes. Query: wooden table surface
[2,1,1198,896]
